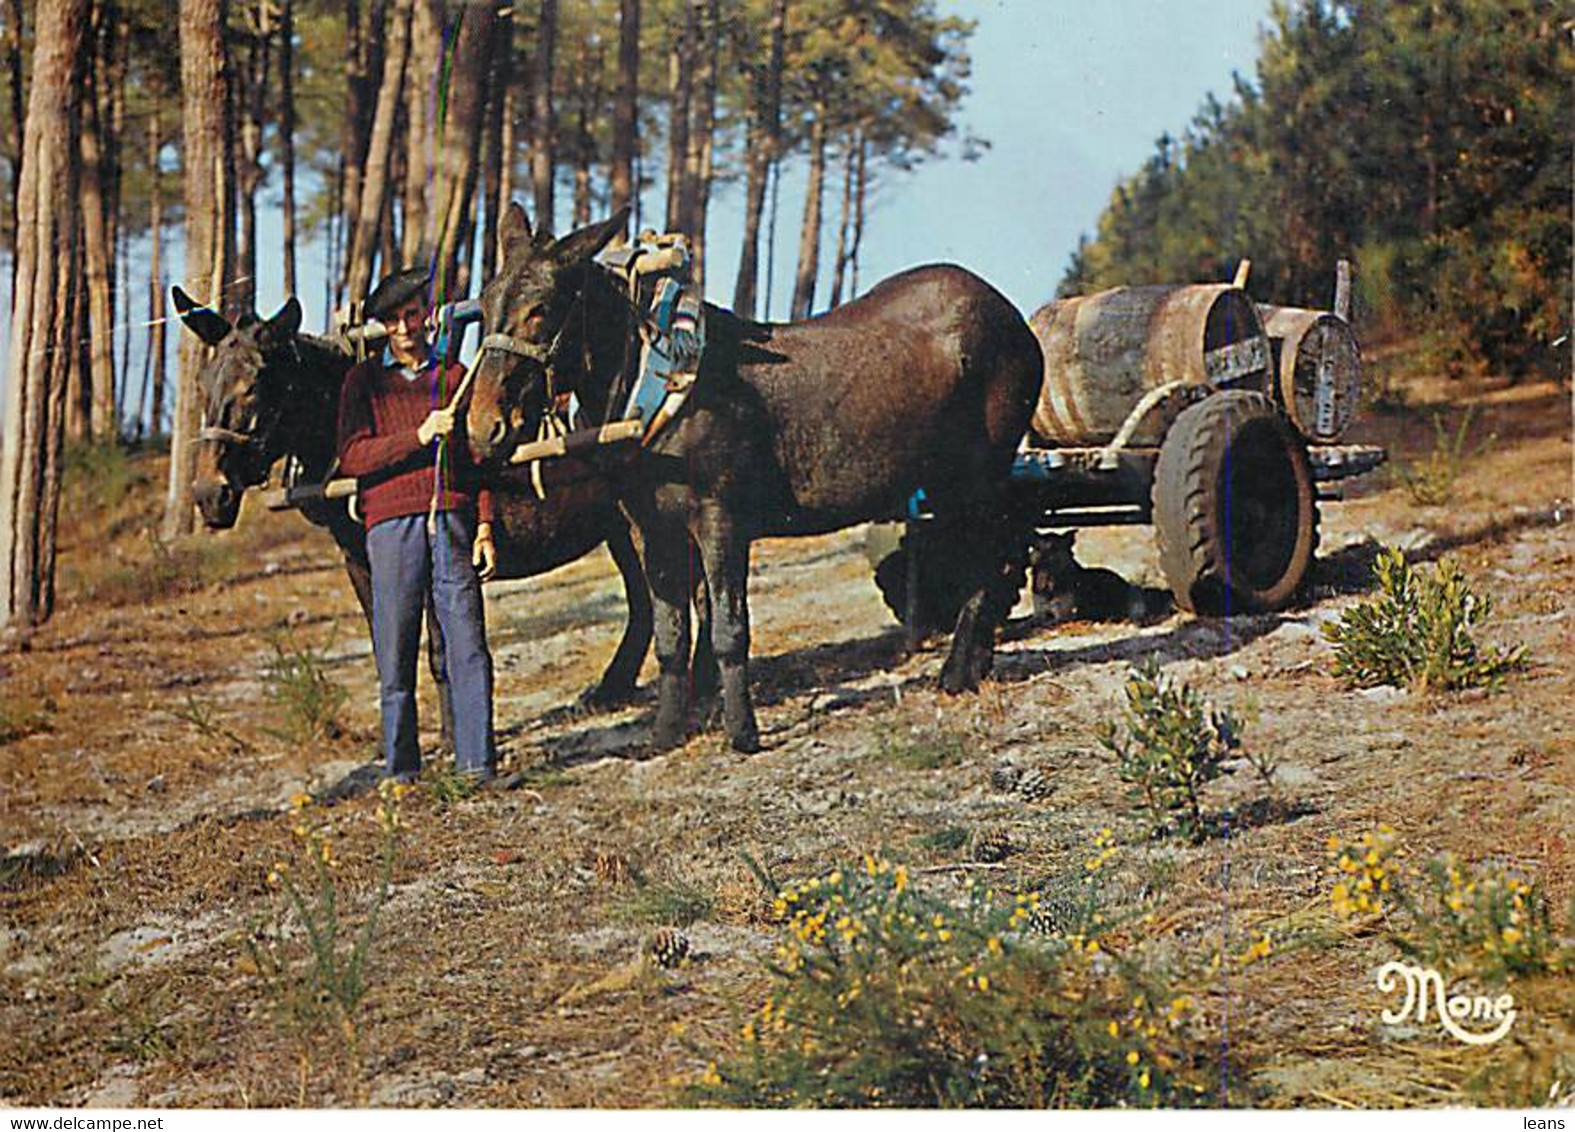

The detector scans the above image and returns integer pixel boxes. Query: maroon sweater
[336,355,495,530]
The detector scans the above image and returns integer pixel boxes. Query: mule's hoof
[939,649,992,695]
[728,726,762,754]
[578,680,638,711]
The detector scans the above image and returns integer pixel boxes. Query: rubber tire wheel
[1152,389,1318,614]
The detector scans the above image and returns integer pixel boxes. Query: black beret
[365,267,432,321]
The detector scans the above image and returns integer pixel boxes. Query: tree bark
[1,0,88,631]
[849,129,866,298]
[662,2,692,232]
[279,0,297,294]
[236,0,273,314]
[608,0,638,229]
[140,108,165,439]
[685,0,717,290]
[165,0,235,538]
[345,0,412,302]
[1,0,23,270]
[338,0,374,306]
[829,131,855,309]
[570,36,601,227]
[790,99,827,319]
[401,0,438,263]
[80,0,116,439]
[65,237,88,441]
[430,3,497,298]
[731,0,783,317]
[530,0,556,234]
[480,12,511,279]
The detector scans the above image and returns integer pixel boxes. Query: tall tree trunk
[662,1,692,232]
[829,129,856,309]
[80,0,116,439]
[141,109,165,439]
[480,10,511,279]
[278,0,297,293]
[1,0,88,631]
[731,0,783,316]
[791,100,827,319]
[345,0,412,303]
[1,0,23,273]
[338,0,376,307]
[571,36,602,228]
[608,0,638,228]
[65,241,88,441]
[764,152,780,319]
[850,130,866,298]
[530,0,556,233]
[431,3,498,297]
[685,0,717,290]
[165,0,235,538]
[495,76,516,265]
[236,0,273,313]
[400,0,437,264]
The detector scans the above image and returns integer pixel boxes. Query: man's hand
[417,407,456,446]
[473,522,497,581]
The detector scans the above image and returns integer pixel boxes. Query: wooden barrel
[1259,306,1362,443]
[1029,284,1271,447]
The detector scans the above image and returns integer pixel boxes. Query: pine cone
[1016,766,1054,802]
[594,850,632,887]
[647,927,691,969]
[990,762,1023,793]
[969,826,1013,863]
[1026,891,1080,935]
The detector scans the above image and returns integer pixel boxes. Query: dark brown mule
[466,205,1041,753]
[174,287,657,716]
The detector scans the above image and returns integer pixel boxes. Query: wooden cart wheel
[1152,390,1318,614]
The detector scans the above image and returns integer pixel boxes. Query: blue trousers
[366,511,496,779]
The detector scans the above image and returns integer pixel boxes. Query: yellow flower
[1126,1050,1140,1065]
[976,975,990,992]
[987,937,1002,956]
[1501,928,1523,946]
[1108,1021,1120,1037]
[1139,1070,1151,1089]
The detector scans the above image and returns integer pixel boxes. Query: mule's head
[467,203,629,463]
[172,287,304,529]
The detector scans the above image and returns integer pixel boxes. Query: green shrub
[874,725,969,770]
[247,782,407,1101]
[1322,548,1525,691]
[688,855,1209,1108]
[262,631,349,745]
[1396,405,1494,507]
[78,529,239,607]
[1097,661,1240,844]
[616,875,716,928]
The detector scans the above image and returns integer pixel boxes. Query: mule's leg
[689,541,722,719]
[939,490,1022,694]
[425,592,455,750]
[693,506,759,753]
[643,524,695,752]
[583,516,654,708]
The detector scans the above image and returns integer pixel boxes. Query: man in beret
[336,267,498,785]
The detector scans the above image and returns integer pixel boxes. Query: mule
[174,288,659,720]
[465,205,1042,753]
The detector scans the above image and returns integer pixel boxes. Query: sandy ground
[0,373,1571,1108]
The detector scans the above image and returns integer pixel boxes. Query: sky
[1,0,1277,425]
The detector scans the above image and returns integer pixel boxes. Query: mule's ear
[171,285,231,347]
[267,296,303,339]
[501,201,534,255]
[549,207,631,269]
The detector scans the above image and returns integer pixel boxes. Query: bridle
[475,264,642,430]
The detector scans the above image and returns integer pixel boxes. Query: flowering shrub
[1327,828,1566,984]
[691,853,1210,1108]
[1322,549,1525,691]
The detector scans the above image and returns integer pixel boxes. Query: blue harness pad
[626,277,703,431]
